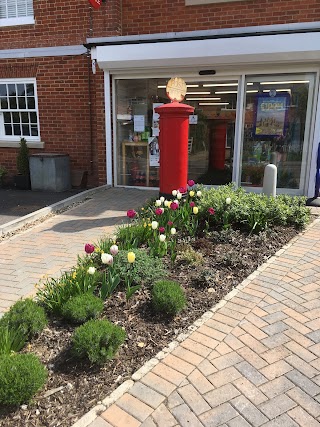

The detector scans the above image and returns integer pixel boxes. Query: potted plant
[14,138,31,190]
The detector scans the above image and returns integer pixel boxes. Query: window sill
[0,141,44,149]
[0,17,35,28]
[186,0,244,4]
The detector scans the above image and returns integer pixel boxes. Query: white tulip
[110,244,119,256]
[160,196,165,203]
[226,197,231,205]
[177,192,182,200]
[151,221,159,230]
[159,234,166,242]
[101,253,114,265]
[155,199,161,207]
[164,200,169,207]
[197,191,202,197]
[87,266,96,275]
[172,190,177,196]
[170,228,176,235]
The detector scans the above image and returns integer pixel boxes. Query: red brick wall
[121,0,320,34]
[0,57,106,186]
[0,0,122,50]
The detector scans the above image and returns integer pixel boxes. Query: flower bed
[0,184,311,427]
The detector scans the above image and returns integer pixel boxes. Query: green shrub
[72,319,126,364]
[177,244,204,266]
[61,294,104,324]
[16,137,29,175]
[152,280,187,316]
[115,223,150,249]
[0,325,26,355]
[0,353,47,406]
[114,249,166,287]
[36,267,98,314]
[0,299,47,340]
[199,184,310,232]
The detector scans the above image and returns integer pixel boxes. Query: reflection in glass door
[241,74,315,192]
[186,81,238,185]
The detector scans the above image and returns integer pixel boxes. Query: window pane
[22,124,30,136]
[30,112,37,123]
[18,97,26,109]
[0,85,7,97]
[26,84,34,96]
[21,112,29,123]
[0,98,8,109]
[8,84,16,96]
[13,124,21,135]
[4,124,12,135]
[0,0,33,19]
[9,97,17,109]
[31,125,38,136]
[3,112,11,123]
[12,112,19,123]
[27,97,35,109]
[17,84,25,96]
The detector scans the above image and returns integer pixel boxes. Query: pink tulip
[187,179,195,187]
[208,207,215,215]
[85,243,95,254]
[127,209,137,219]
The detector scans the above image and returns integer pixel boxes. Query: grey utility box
[30,153,71,192]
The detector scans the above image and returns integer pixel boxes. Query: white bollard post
[263,164,277,197]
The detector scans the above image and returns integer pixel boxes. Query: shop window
[241,74,315,192]
[0,79,40,142]
[186,0,246,5]
[0,0,34,27]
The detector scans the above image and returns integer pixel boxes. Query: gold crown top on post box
[166,77,187,102]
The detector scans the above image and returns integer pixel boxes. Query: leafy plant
[0,325,26,355]
[72,319,126,364]
[0,165,7,186]
[0,353,47,406]
[61,294,104,324]
[100,269,121,300]
[0,299,47,340]
[115,223,150,250]
[113,249,166,287]
[177,244,204,266]
[152,280,187,316]
[16,137,29,175]
[36,267,98,314]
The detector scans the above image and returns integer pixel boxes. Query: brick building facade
[1,0,320,194]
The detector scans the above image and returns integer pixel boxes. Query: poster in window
[148,136,160,167]
[253,94,290,137]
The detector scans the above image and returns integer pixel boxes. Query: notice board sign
[253,94,290,137]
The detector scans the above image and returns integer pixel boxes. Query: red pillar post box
[155,101,194,198]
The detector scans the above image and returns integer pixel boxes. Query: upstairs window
[0,0,34,27]
[0,79,40,142]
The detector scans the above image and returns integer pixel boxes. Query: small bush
[0,353,47,406]
[61,294,104,324]
[114,249,166,287]
[72,319,126,364]
[152,280,187,316]
[177,244,204,266]
[36,267,98,314]
[0,299,47,340]
[0,325,26,355]
[115,223,150,249]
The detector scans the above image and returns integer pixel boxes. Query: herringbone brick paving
[0,188,157,315]
[89,216,320,427]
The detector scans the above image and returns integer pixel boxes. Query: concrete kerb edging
[0,185,111,237]
[72,216,320,427]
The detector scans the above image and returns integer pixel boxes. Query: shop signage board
[253,93,290,137]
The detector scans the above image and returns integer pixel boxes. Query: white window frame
[0,0,34,27]
[186,0,247,5]
[0,77,41,147]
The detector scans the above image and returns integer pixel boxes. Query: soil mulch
[0,225,304,427]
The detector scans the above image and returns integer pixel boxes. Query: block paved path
[89,216,320,427]
[0,187,157,315]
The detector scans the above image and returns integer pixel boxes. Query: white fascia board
[95,32,320,71]
[0,45,87,59]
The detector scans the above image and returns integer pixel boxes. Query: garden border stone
[72,214,320,427]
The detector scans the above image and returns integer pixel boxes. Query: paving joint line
[72,216,320,427]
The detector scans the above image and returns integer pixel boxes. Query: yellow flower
[189,191,195,197]
[193,206,199,214]
[72,272,77,279]
[144,222,147,227]
[127,252,136,263]
[148,223,152,227]
[168,201,172,207]
[141,207,144,210]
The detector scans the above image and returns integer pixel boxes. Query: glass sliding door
[241,74,315,193]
